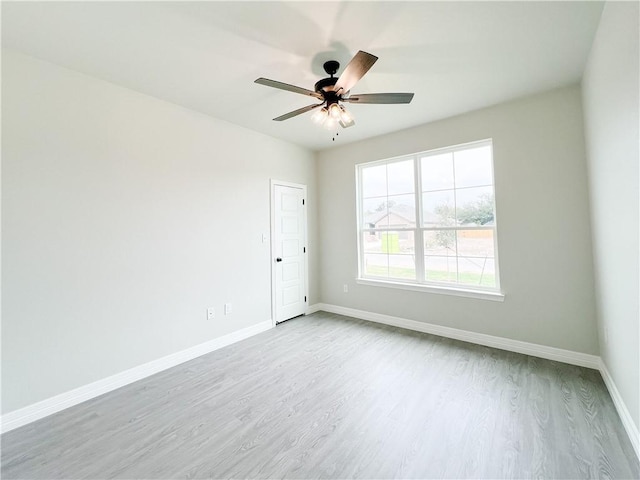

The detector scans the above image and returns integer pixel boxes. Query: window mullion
[452,153,459,283]
[414,155,425,283]
[356,164,364,278]
[415,229,424,283]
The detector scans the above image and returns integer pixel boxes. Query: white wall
[1,50,317,414]
[582,2,639,430]
[317,85,598,355]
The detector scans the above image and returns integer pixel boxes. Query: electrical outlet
[207,307,215,320]
[225,303,232,315]
[604,326,609,344]
[343,284,348,293]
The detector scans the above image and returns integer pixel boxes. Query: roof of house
[365,204,416,226]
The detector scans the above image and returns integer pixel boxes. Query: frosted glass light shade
[311,107,328,125]
[328,103,342,119]
[339,106,354,124]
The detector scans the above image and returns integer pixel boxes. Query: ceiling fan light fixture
[328,103,342,120]
[311,107,327,126]
[339,106,354,124]
[323,116,338,131]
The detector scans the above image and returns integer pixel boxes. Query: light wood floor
[2,312,639,479]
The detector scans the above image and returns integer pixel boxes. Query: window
[356,139,501,298]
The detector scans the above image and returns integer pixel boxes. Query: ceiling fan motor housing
[314,76,338,94]
[315,59,341,96]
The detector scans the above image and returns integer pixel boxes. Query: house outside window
[356,139,501,298]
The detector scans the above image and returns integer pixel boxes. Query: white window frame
[355,139,504,301]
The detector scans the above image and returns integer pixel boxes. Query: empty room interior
[1,1,639,478]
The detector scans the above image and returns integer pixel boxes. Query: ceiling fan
[255,51,414,131]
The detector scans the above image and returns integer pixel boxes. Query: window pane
[455,187,494,226]
[389,254,416,280]
[378,231,416,254]
[363,232,390,277]
[363,253,388,278]
[425,256,457,283]
[363,231,383,253]
[458,257,496,288]
[421,152,454,191]
[362,164,387,198]
[424,230,457,256]
[456,230,494,258]
[387,160,414,195]
[398,230,416,254]
[423,190,455,227]
[386,194,416,227]
[382,231,416,280]
[362,197,389,228]
[363,230,416,280]
[454,145,493,188]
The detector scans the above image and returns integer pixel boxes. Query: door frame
[270,179,309,327]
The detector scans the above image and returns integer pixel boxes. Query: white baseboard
[599,360,640,459]
[315,303,600,369]
[306,303,322,315]
[1,320,273,434]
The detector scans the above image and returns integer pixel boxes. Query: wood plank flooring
[2,312,639,479]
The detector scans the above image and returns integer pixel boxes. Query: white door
[272,183,307,324]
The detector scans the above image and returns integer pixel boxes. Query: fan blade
[339,118,355,128]
[273,103,323,121]
[344,93,414,104]
[255,78,322,99]
[334,51,378,94]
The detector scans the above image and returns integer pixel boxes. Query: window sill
[356,278,505,302]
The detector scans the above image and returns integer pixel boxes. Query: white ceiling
[2,1,603,151]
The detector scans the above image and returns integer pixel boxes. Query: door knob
[276,257,282,262]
